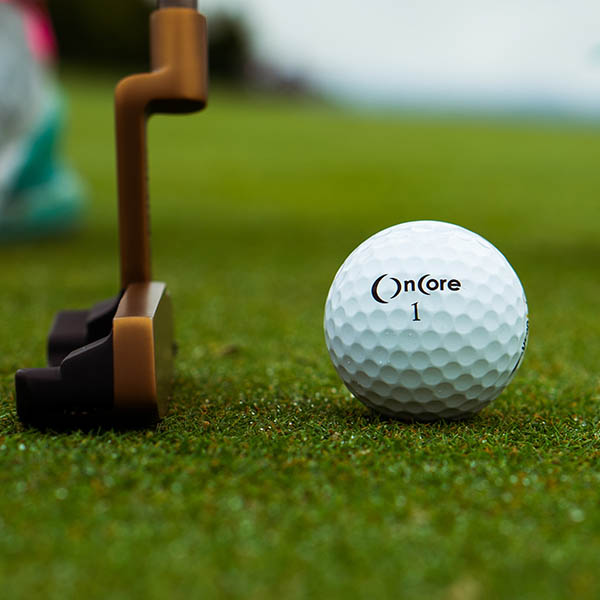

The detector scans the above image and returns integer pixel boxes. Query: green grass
[2,71,600,599]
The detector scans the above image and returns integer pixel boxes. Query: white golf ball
[324,220,528,421]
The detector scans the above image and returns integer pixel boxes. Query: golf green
[1,71,600,599]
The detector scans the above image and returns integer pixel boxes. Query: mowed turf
[1,71,600,599]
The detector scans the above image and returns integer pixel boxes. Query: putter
[15,0,208,425]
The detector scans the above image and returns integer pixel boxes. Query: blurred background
[49,0,600,115]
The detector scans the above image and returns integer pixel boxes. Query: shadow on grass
[14,412,160,435]
[160,367,534,440]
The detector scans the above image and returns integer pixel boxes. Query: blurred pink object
[0,0,57,62]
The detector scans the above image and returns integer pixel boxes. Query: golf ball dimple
[324,220,528,421]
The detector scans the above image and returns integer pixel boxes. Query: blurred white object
[0,3,44,206]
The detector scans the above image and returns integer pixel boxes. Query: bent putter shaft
[117,0,207,287]
[113,0,207,416]
[15,1,208,424]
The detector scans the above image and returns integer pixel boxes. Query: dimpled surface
[324,221,528,421]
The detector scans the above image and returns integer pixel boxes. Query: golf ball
[324,220,528,420]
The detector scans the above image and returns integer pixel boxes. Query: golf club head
[16,283,173,424]
[112,282,174,419]
[15,2,207,427]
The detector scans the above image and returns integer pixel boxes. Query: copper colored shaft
[115,7,207,288]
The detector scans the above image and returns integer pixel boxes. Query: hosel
[115,4,207,289]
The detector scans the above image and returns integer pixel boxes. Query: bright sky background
[200,0,600,114]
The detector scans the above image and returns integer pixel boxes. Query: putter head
[15,1,207,427]
[15,282,174,425]
[112,282,174,419]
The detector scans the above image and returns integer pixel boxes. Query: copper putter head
[15,0,208,425]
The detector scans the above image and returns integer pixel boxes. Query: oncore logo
[371,274,462,304]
